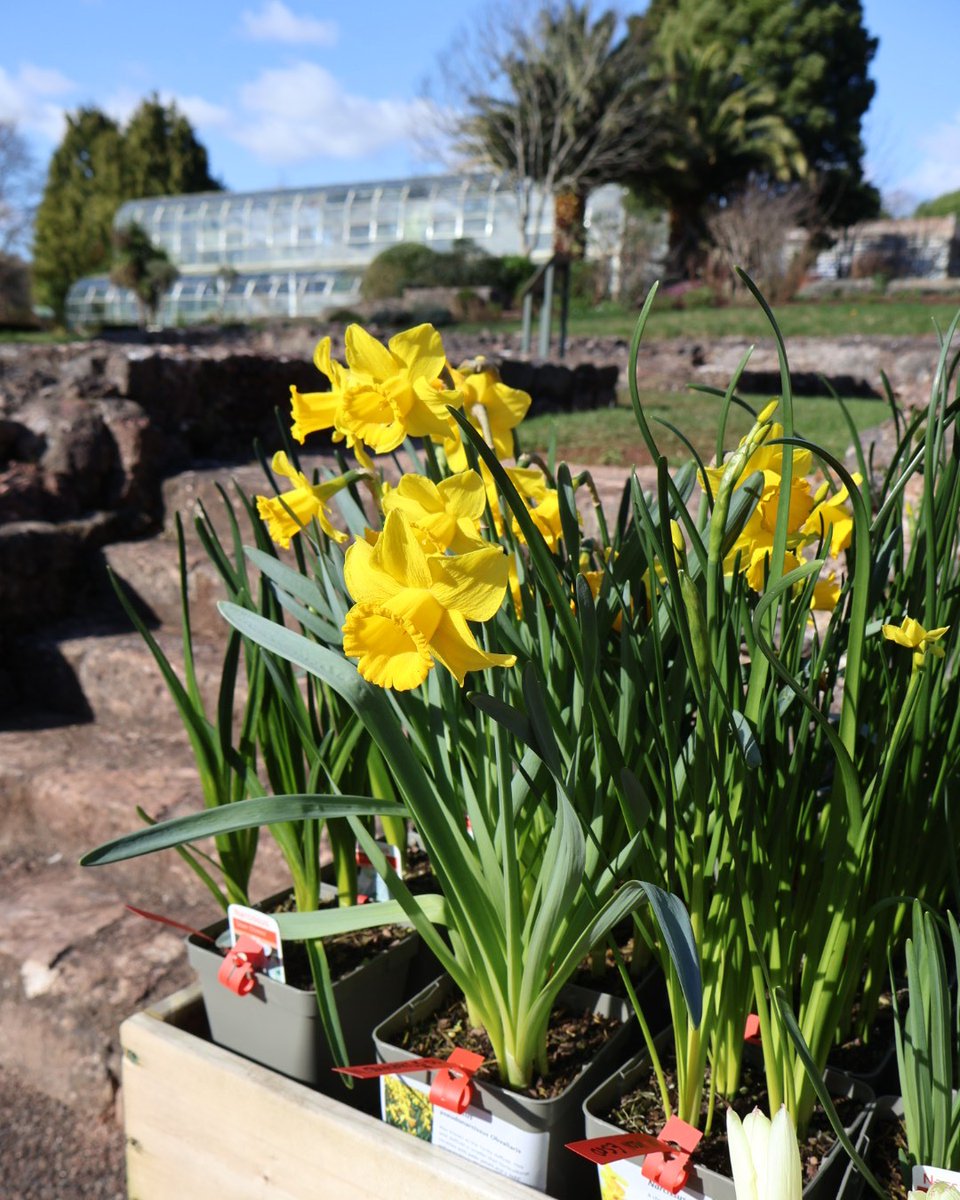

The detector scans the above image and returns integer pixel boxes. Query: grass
[517,390,891,467]
[458,293,960,341]
[0,329,84,344]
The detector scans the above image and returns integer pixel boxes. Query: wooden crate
[121,985,537,1199]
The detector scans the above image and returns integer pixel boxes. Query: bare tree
[706,179,817,301]
[0,120,39,256]
[426,2,662,259]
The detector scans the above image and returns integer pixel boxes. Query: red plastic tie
[640,1116,702,1194]
[217,934,266,996]
[744,1013,762,1044]
[428,1048,485,1114]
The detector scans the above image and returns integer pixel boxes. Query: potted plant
[84,319,702,1191]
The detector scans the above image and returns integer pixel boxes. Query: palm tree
[631,40,807,276]
[452,2,661,261]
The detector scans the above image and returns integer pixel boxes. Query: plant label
[914,1164,960,1189]
[380,1073,550,1189]
[595,1159,704,1199]
[227,904,285,984]
[356,842,401,903]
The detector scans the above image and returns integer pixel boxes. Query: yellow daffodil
[483,465,566,550]
[801,476,860,556]
[255,451,351,548]
[381,469,487,554]
[443,362,531,472]
[882,616,950,668]
[291,323,461,455]
[701,415,812,497]
[724,474,813,591]
[342,510,516,690]
[744,546,804,593]
[727,1105,801,1200]
[810,569,841,612]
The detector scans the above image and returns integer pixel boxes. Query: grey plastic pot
[582,1030,875,1200]
[186,894,419,1095]
[372,973,635,1200]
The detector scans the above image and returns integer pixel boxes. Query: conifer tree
[32,108,126,320]
[33,96,219,321]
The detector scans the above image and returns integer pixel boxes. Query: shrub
[360,243,443,301]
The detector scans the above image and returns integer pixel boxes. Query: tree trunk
[553,189,588,261]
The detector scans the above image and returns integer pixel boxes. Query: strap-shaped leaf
[81,795,406,866]
[276,894,449,939]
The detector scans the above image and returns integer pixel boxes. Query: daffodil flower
[727,1105,801,1200]
[910,1185,960,1200]
[291,323,461,455]
[255,451,353,548]
[342,510,516,690]
[701,409,813,497]
[882,615,950,668]
[443,362,531,472]
[380,469,487,553]
[801,476,860,556]
[809,568,840,612]
[484,465,566,550]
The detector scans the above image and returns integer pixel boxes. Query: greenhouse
[65,173,625,327]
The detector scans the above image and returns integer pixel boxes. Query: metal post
[521,292,533,355]
[538,261,554,359]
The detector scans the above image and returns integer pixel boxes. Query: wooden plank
[122,987,538,1200]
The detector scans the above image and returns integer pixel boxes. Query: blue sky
[2,0,958,212]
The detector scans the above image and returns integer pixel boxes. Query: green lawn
[517,391,891,467]
[459,294,960,341]
[0,329,85,344]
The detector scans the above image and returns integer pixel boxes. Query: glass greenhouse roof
[68,173,625,327]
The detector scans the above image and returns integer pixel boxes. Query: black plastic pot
[373,974,635,1199]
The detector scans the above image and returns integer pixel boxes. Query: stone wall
[813,216,960,282]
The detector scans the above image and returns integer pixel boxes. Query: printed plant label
[914,1164,960,1189]
[597,1158,705,1200]
[380,1073,550,1189]
[356,842,402,903]
[227,904,285,983]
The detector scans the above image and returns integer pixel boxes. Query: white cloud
[104,87,231,131]
[0,64,76,142]
[239,1,338,46]
[233,62,426,164]
[903,111,960,201]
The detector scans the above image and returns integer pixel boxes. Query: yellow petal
[428,609,516,686]
[429,545,510,621]
[344,324,396,380]
[344,536,399,604]
[313,337,344,388]
[256,488,317,549]
[342,601,432,691]
[290,385,339,443]
[376,511,433,589]
[437,470,487,522]
[271,449,306,488]
[388,323,447,384]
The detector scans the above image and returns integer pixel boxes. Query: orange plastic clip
[217,934,266,996]
[641,1116,702,1194]
[428,1048,485,1114]
[744,1013,762,1044]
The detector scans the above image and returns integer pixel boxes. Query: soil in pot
[397,990,624,1099]
[601,1050,866,1187]
[827,985,905,1091]
[374,976,634,1199]
[861,1110,909,1200]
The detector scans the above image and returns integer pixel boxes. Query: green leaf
[275,894,449,939]
[81,795,407,867]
